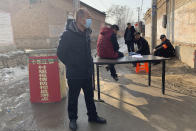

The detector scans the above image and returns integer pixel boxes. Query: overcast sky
[80,0,152,23]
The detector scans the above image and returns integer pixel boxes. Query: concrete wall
[144,0,196,68]
[0,0,106,50]
[175,46,196,68]
[0,7,16,53]
[174,0,196,44]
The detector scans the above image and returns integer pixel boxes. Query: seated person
[153,34,175,58]
[97,25,124,81]
[134,32,150,55]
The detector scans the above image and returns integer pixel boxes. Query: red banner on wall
[29,56,61,103]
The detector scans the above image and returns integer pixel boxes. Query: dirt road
[0,58,196,131]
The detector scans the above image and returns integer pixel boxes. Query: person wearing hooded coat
[57,8,106,131]
[97,25,124,81]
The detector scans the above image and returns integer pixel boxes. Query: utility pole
[151,0,157,52]
[73,0,80,17]
[137,7,140,23]
[166,0,170,38]
[137,7,140,32]
[66,0,79,29]
[140,0,144,20]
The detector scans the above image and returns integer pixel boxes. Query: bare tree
[106,5,134,31]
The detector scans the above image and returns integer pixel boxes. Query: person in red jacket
[97,25,124,81]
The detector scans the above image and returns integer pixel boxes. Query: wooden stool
[136,63,149,73]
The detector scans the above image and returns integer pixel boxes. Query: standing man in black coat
[57,8,106,131]
[134,32,150,55]
[124,23,136,53]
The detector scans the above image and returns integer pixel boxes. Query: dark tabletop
[93,55,169,65]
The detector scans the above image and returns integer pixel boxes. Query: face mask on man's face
[85,19,92,28]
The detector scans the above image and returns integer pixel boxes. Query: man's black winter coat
[124,26,136,43]
[135,37,150,55]
[155,39,175,57]
[57,21,93,79]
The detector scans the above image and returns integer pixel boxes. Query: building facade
[0,0,106,51]
[144,0,196,68]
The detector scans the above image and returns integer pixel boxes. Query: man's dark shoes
[132,63,137,67]
[112,74,118,81]
[105,66,110,71]
[69,120,77,131]
[89,116,107,124]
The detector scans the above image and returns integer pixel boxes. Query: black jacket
[135,37,150,55]
[124,26,136,43]
[155,39,175,57]
[57,21,93,79]
[111,33,119,52]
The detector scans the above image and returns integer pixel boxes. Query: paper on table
[131,54,143,58]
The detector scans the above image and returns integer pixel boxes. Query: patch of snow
[0,66,28,85]
[9,50,24,55]
[0,50,24,58]
[0,54,9,58]
[91,49,97,57]
[118,38,128,54]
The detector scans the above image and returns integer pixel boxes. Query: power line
[140,0,144,20]
[137,0,140,7]
[140,0,144,15]
[137,7,140,22]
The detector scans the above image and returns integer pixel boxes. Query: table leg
[96,64,104,102]
[92,65,95,90]
[162,60,166,95]
[148,62,151,86]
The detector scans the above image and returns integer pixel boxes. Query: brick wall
[0,0,106,50]
[11,0,73,49]
[144,0,196,68]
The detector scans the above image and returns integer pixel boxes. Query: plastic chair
[135,62,149,73]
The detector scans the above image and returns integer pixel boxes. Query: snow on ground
[118,37,128,54]
[0,50,24,58]
[0,66,28,86]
